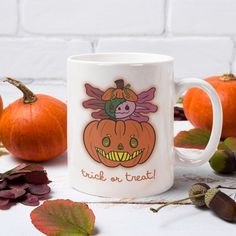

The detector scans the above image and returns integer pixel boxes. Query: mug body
[67,53,175,198]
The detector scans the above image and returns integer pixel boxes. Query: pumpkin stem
[219,74,236,81]
[4,78,37,104]
[115,79,125,89]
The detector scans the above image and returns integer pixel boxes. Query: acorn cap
[204,188,220,208]
[188,183,210,207]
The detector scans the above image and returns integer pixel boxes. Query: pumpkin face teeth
[96,147,144,162]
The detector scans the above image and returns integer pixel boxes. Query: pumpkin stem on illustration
[219,74,236,82]
[4,77,37,104]
[115,79,125,89]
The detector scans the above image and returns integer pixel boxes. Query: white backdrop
[0,0,235,81]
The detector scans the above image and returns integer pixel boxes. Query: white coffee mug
[67,53,222,198]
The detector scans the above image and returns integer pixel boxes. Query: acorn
[150,183,210,213]
[188,183,210,207]
[205,188,236,222]
[151,183,236,223]
[209,150,236,174]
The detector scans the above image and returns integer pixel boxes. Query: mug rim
[68,52,174,65]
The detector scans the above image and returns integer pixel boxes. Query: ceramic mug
[67,53,222,198]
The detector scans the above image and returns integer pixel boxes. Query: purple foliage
[0,164,51,210]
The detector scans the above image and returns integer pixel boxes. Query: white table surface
[0,81,235,236]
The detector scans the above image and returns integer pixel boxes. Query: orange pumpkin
[0,78,67,162]
[83,119,156,167]
[183,74,236,138]
[102,79,138,101]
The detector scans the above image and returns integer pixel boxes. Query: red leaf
[4,164,44,176]
[0,188,26,199]
[21,193,39,206]
[6,173,25,180]
[24,171,51,184]
[0,198,15,210]
[0,180,7,190]
[31,199,95,236]
[8,182,29,190]
[0,198,10,208]
[174,128,210,149]
[28,184,51,196]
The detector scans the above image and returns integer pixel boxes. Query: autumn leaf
[174,128,236,151]
[0,164,51,209]
[174,128,211,149]
[30,199,95,236]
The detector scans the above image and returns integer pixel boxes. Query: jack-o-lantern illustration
[83,119,156,168]
[82,78,158,168]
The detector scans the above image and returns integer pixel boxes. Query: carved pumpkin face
[83,119,156,168]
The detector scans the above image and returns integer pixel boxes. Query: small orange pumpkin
[0,78,67,162]
[83,119,156,168]
[102,79,138,101]
[183,74,236,138]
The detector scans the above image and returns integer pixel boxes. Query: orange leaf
[30,199,95,236]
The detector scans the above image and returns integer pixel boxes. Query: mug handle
[174,78,223,167]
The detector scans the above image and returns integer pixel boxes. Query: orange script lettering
[125,170,156,182]
[81,169,107,181]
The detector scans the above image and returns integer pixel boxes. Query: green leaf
[30,199,95,236]
[174,128,211,149]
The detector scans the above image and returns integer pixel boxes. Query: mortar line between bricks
[91,41,97,53]
[0,35,233,41]
[16,0,28,36]
[15,0,21,35]
[0,78,66,85]
[163,0,170,36]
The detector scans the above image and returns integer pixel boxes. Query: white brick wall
[0,0,18,35]
[22,0,165,35]
[0,39,92,79]
[96,38,233,78]
[169,0,236,35]
[0,0,235,80]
